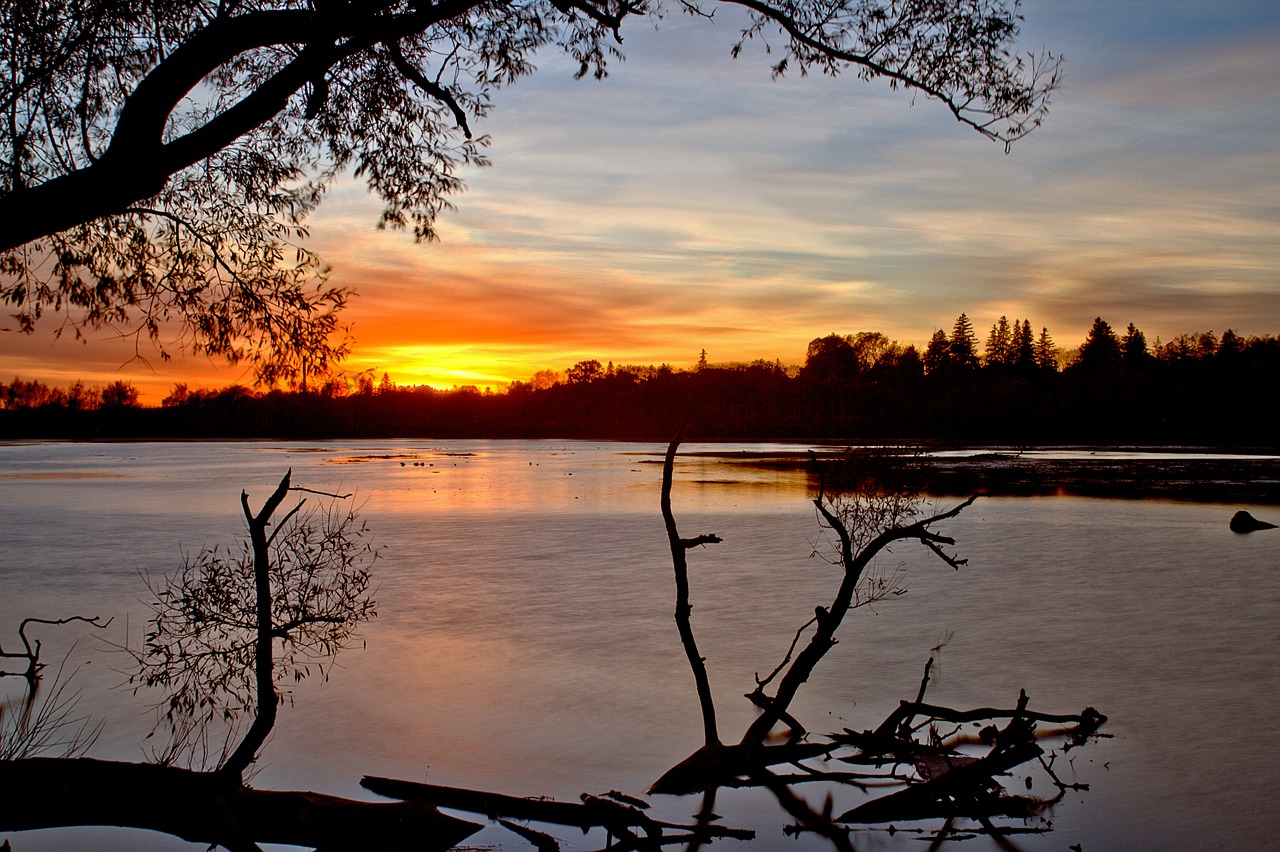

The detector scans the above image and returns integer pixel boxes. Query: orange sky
[3,2,1279,404]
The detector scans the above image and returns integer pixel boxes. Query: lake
[2,440,1278,851]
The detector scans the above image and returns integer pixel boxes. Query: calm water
[1,440,1278,851]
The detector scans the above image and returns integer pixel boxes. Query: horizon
[3,0,1278,403]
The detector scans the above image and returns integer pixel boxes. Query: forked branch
[742,492,978,744]
[1,616,110,683]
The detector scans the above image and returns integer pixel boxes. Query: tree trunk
[221,471,293,782]
[0,757,480,850]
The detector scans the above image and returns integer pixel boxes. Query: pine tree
[1034,327,1059,372]
[950,314,980,369]
[1120,323,1150,366]
[1218,328,1243,361]
[1012,319,1036,369]
[984,316,1013,366]
[1077,317,1122,370]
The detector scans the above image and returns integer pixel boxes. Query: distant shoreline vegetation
[4,316,1279,445]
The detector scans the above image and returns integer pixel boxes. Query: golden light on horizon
[4,9,1279,405]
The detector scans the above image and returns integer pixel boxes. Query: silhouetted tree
[645,443,1105,848]
[2,0,1060,378]
[566,359,604,384]
[1075,317,1122,370]
[984,315,1012,366]
[1034,326,1059,372]
[1120,322,1151,368]
[131,471,377,778]
[1012,318,1036,370]
[848,331,894,372]
[803,334,860,383]
[1156,331,1218,363]
[99,380,140,408]
[1218,328,1244,363]
[3,473,480,850]
[949,313,980,370]
[923,329,951,375]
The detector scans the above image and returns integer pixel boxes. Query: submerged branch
[361,776,755,845]
[1,616,110,682]
[0,758,480,849]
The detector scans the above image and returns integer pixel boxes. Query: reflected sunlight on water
[1,440,1278,851]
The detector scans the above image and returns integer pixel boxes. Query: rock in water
[1230,511,1278,533]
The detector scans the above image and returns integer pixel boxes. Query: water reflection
[0,441,1277,850]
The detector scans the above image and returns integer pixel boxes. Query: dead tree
[2,471,479,851]
[651,444,977,795]
[646,443,1106,846]
[660,435,724,748]
[131,469,377,777]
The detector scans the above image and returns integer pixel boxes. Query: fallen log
[0,757,480,850]
[361,776,756,844]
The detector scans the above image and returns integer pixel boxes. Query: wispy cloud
[4,1,1278,399]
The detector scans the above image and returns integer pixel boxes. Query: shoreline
[730,449,1280,505]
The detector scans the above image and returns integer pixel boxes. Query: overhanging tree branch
[2,0,1060,375]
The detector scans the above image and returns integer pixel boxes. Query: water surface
[1,440,1277,850]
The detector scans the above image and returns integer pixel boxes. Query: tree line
[4,315,1278,444]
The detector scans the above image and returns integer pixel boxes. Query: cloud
[4,2,1279,400]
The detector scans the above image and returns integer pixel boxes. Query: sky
[3,0,1279,401]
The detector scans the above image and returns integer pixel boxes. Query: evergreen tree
[1034,327,1059,372]
[1012,319,1036,369]
[923,329,951,375]
[984,316,1013,366]
[950,314,980,370]
[1076,317,1122,370]
[1120,323,1151,366]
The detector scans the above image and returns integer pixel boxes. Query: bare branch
[661,437,722,747]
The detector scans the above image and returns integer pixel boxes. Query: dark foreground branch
[662,437,723,747]
[362,776,755,847]
[1,616,110,682]
[0,758,480,850]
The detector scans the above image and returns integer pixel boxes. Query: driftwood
[0,616,110,683]
[837,691,1045,824]
[360,776,755,848]
[641,444,1107,846]
[0,758,480,851]
[652,442,986,795]
[650,741,834,796]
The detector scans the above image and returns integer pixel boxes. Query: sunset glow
[3,1,1279,402]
